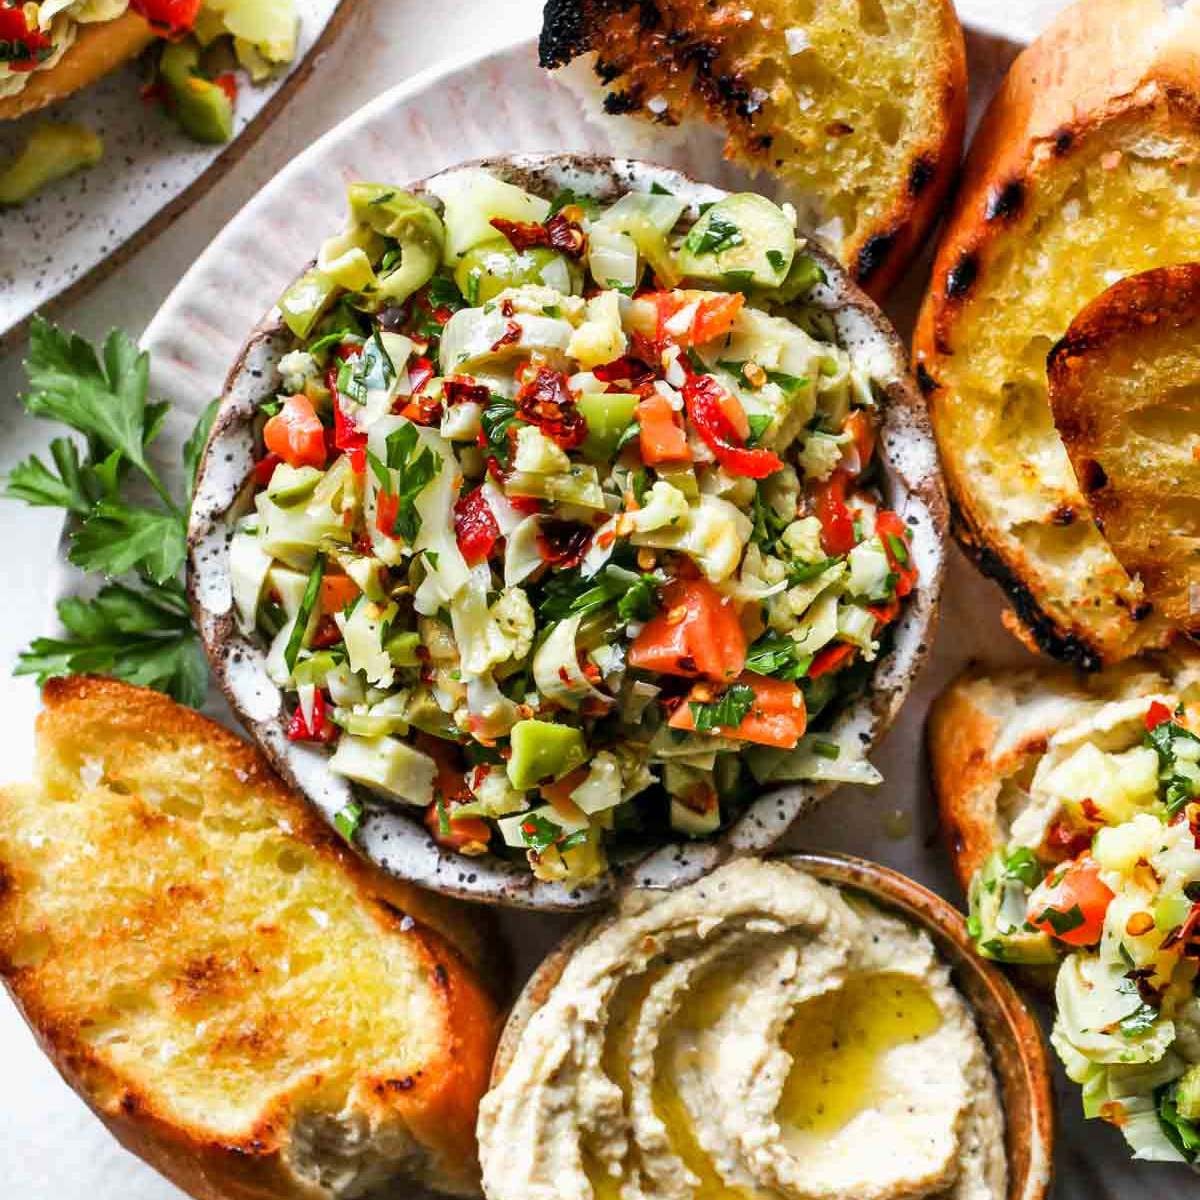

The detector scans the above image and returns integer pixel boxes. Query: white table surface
[0,2,1080,1197]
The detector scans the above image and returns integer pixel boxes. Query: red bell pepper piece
[130,0,202,35]
[286,689,335,743]
[454,487,500,565]
[326,365,366,473]
[682,374,783,479]
[812,470,856,556]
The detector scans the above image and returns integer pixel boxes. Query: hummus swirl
[478,859,1006,1200]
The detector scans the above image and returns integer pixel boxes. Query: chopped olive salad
[969,694,1200,1164]
[0,0,296,145]
[231,168,916,884]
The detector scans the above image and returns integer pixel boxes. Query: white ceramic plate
[0,0,352,344]
[44,9,1185,1196]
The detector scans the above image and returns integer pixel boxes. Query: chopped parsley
[745,631,812,681]
[334,799,364,843]
[481,397,519,466]
[1144,718,1200,814]
[284,552,326,673]
[616,573,663,623]
[548,188,600,217]
[766,248,787,272]
[1035,903,1085,937]
[338,331,394,405]
[690,683,756,734]
[381,423,443,543]
[1002,846,1043,889]
[746,413,772,446]
[685,211,743,256]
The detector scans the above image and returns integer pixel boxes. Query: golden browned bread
[539,0,966,297]
[927,653,1200,893]
[1048,263,1200,639]
[0,677,503,1200]
[914,0,1200,669]
[0,12,155,121]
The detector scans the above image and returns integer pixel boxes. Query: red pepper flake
[500,298,516,318]
[286,690,335,743]
[1145,700,1174,731]
[0,6,54,71]
[453,487,500,565]
[310,616,342,649]
[1043,816,1093,863]
[516,366,587,450]
[490,213,587,260]
[490,320,523,353]
[537,519,593,568]
[444,377,490,407]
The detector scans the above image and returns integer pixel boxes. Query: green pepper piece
[507,719,586,790]
[344,183,445,310]
[385,630,422,666]
[454,238,580,304]
[279,268,340,340]
[0,122,103,206]
[577,392,639,463]
[159,41,234,145]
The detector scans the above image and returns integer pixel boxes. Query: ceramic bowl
[492,851,1055,1200]
[188,153,948,909]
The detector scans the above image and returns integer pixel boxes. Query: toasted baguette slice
[928,654,1200,893]
[913,0,1200,668]
[1048,264,1200,637]
[539,0,966,297]
[0,12,155,121]
[0,677,502,1200]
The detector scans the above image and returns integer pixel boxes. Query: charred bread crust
[0,12,155,121]
[539,0,966,299]
[913,0,1200,667]
[0,676,504,1200]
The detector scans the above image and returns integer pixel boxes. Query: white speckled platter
[0,0,352,344]
[42,3,1190,1195]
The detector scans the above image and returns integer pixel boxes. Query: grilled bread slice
[914,0,1200,669]
[1048,264,1200,639]
[0,12,154,121]
[539,0,966,298]
[0,677,502,1200]
[928,654,1200,894]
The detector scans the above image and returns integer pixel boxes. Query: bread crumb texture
[917,0,1200,666]
[540,0,964,292]
[0,677,499,1200]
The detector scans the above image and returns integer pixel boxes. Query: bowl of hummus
[478,854,1054,1200]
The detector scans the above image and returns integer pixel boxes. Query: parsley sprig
[690,683,756,734]
[5,318,216,706]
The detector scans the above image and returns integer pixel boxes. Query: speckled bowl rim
[187,152,948,911]
[490,851,1056,1200]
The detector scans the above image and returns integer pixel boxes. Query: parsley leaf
[382,423,442,543]
[1036,904,1086,936]
[285,553,326,674]
[340,331,394,405]
[745,631,812,681]
[1158,1083,1200,1161]
[69,501,187,585]
[1144,719,1200,815]
[690,683,756,734]
[1003,847,1043,889]
[548,188,599,218]
[5,436,92,515]
[745,413,772,447]
[519,810,568,851]
[15,580,206,707]
[481,398,519,466]
[616,573,663,623]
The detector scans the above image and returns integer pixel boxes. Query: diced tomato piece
[0,6,52,71]
[629,578,746,682]
[1027,857,1114,947]
[253,452,282,488]
[286,689,335,743]
[636,392,692,464]
[1146,701,1174,731]
[683,374,782,479]
[454,487,500,565]
[319,574,359,616]
[326,365,366,473]
[376,491,400,539]
[808,642,856,679]
[812,469,856,556]
[130,0,202,34]
[424,803,492,853]
[691,292,744,345]
[842,409,876,475]
[668,673,807,749]
[263,394,327,469]
[874,510,918,598]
